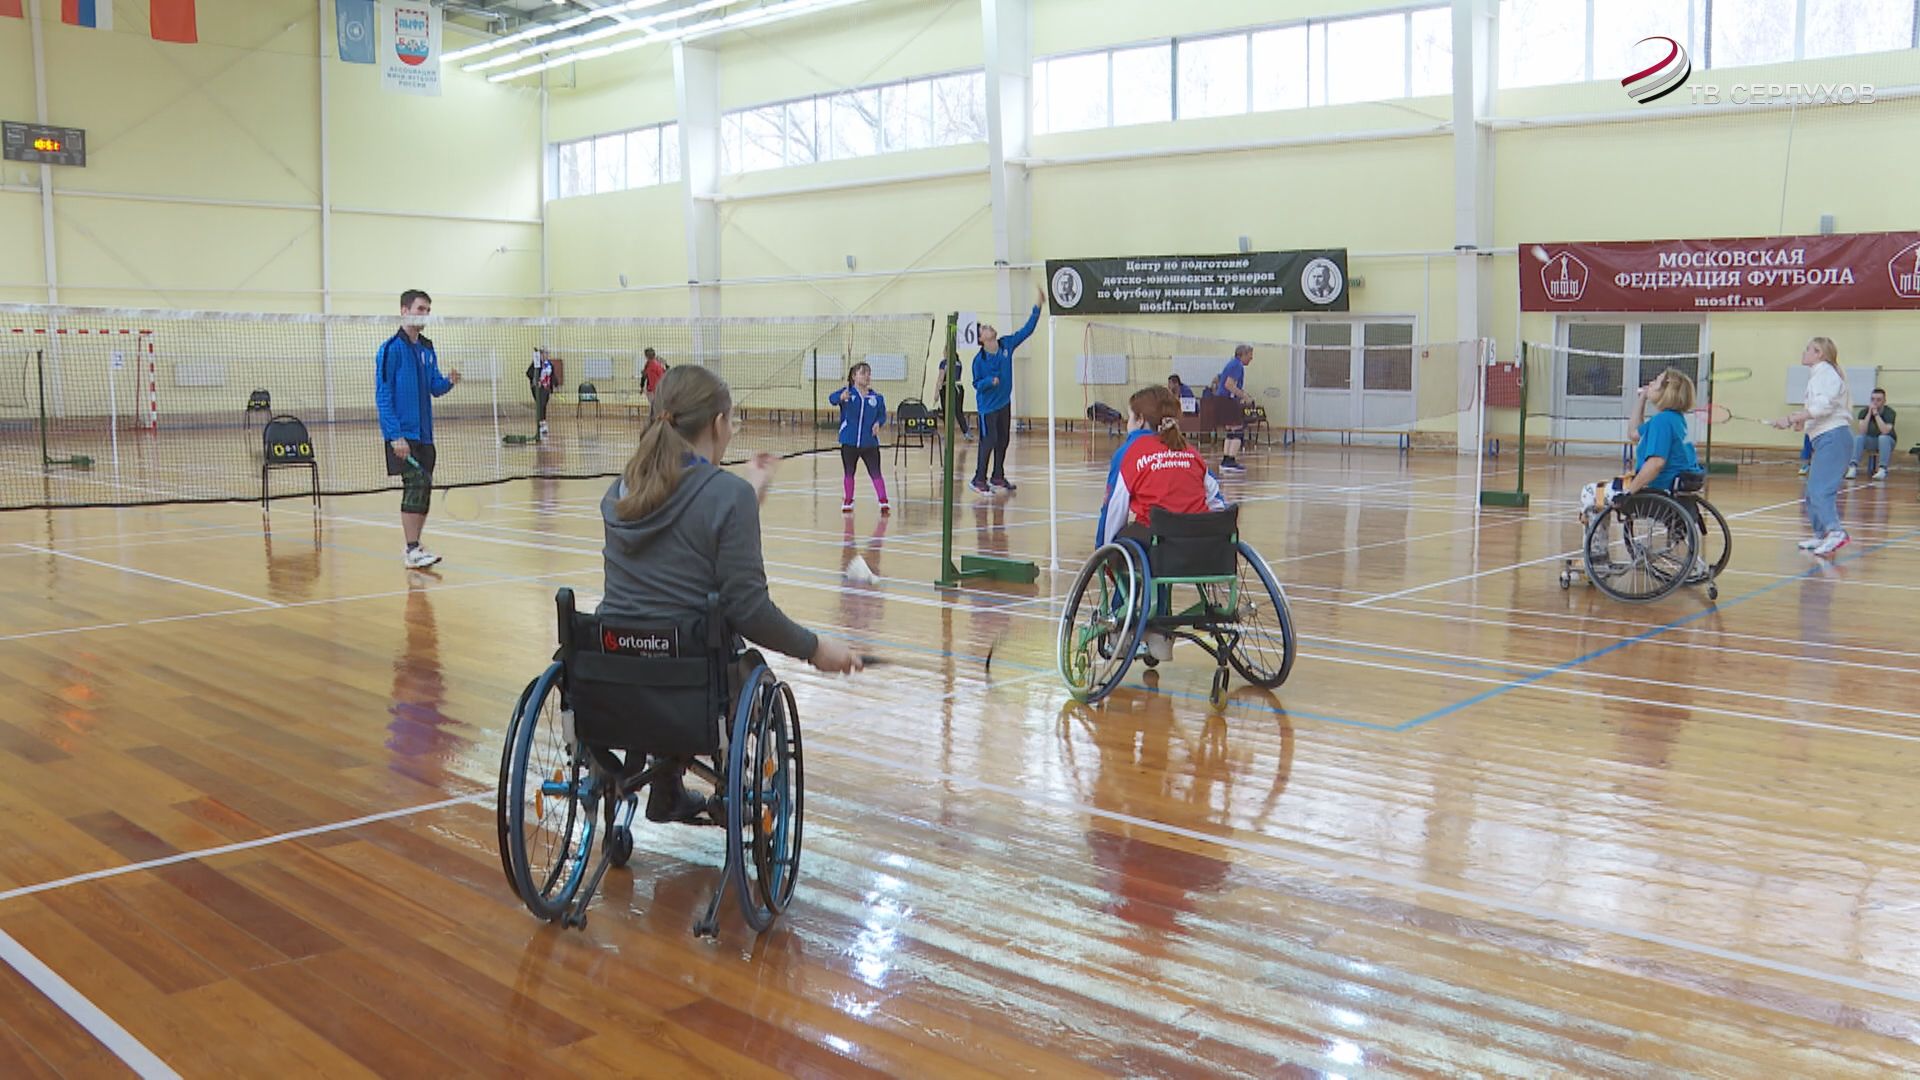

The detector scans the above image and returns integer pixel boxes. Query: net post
[1046,313,1058,574]
[107,344,119,471]
[36,348,48,467]
[1477,340,1530,508]
[1703,350,1737,474]
[937,313,961,588]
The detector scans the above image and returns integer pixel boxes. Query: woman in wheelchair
[600,365,861,822]
[1580,368,1705,576]
[1097,385,1229,660]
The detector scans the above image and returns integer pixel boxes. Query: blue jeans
[1805,426,1850,536]
[1854,432,1894,470]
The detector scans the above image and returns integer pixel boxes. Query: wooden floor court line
[14,543,284,608]
[0,928,177,1079]
[804,737,1920,1010]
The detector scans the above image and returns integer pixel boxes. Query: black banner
[1045,250,1348,315]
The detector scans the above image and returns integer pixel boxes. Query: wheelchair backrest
[262,415,315,464]
[552,587,729,756]
[1147,506,1240,578]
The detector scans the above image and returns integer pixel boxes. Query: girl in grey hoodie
[601,365,860,820]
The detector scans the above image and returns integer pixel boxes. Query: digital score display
[3,121,86,167]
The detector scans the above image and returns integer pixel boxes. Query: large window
[1032,8,1455,136]
[551,122,681,200]
[720,70,988,175]
[1502,0,1917,90]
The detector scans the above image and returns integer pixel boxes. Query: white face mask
[401,312,430,329]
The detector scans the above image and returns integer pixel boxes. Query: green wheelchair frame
[1057,507,1296,707]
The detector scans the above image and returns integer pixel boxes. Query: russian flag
[61,0,113,30]
[152,0,196,43]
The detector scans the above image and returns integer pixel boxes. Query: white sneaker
[841,501,854,513]
[1686,557,1711,583]
[1811,531,1850,557]
[404,546,442,568]
[1874,467,1888,481]
[538,421,549,437]
[1796,536,1823,550]
[1145,630,1174,662]
[1845,464,1858,479]
[1797,463,1809,476]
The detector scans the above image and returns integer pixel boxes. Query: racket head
[1703,403,1734,425]
[1702,366,1753,387]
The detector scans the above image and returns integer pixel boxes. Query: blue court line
[1395,527,1920,732]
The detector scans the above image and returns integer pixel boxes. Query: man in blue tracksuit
[375,289,461,569]
[970,286,1046,494]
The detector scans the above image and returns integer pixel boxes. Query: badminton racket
[441,486,482,522]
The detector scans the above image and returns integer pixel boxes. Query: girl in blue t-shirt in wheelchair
[1577,368,1708,581]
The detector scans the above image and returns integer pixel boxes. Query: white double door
[1293,318,1416,444]
[1552,318,1707,453]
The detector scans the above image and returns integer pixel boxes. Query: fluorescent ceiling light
[488,0,875,83]
[444,0,681,64]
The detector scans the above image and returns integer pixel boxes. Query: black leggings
[840,445,882,477]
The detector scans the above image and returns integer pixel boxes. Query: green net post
[938,315,962,588]
[1703,350,1737,474]
[1478,343,1529,508]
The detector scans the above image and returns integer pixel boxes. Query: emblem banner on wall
[380,1,441,97]
[1045,250,1349,315]
[1520,232,1920,312]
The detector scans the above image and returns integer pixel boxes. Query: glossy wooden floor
[3,432,1919,1077]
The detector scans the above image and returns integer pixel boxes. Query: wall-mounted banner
[380,1,441,97]
[1046,250,1349,315]
[1521,232,1920,312]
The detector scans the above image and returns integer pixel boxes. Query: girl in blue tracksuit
[829,362,890,514]
[971,287,1047,493]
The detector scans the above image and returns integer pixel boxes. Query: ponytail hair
[615,365,733,522]
[1128,384,1188,451]
[847,360,870,383]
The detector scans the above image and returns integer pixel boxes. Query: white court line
[806,737,1920,1008]
[0,930,180,1078]
[13,544,282,609]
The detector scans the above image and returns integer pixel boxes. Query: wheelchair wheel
[1057,542,1146,704]
[1693,497,1732,582]
[1221,543,1296,689]
[724,665,801,933]
[497,674,538,893]
[748,681,804,916]
[504,662,594,921]
[1585,493,1699,604]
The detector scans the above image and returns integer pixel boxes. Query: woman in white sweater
[1770,336,1854,556]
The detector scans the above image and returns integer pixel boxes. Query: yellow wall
[0,0,541,315]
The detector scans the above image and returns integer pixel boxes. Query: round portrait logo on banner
[1300,258,1343,305]
[1051,266,1085,310]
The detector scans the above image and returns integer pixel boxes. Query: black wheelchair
[1056,506,1296,708]
[1560,471,1732,603]
[496,588,803,937]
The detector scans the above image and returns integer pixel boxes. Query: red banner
[1520,231,1920,313]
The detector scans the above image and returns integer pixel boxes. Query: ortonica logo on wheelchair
[497,588,803,937]
[1057,506,1298,707]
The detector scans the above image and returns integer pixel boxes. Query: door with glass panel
[1552,320,1704,453]
[1293,320,1417,444]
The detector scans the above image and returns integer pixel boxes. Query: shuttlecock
[844,555,877,584]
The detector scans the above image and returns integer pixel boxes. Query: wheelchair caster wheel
[1708,585,1718,601]
[1209,667,1229,709]
[1559,572,1571,590]
[607,826,634,869]
[1142,655,1159,669]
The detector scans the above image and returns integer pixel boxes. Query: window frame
[548,120,681,201]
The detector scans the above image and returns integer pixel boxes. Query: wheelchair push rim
[1057,542,1146,704]
[497,673,539,893]
[724,665,802,933]
[1584,494,1699,603]
[505,662,596,921]
[748,680,804,915]
[1221,542,1296,689]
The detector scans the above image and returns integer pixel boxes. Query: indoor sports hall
[4,1,1920,1076]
